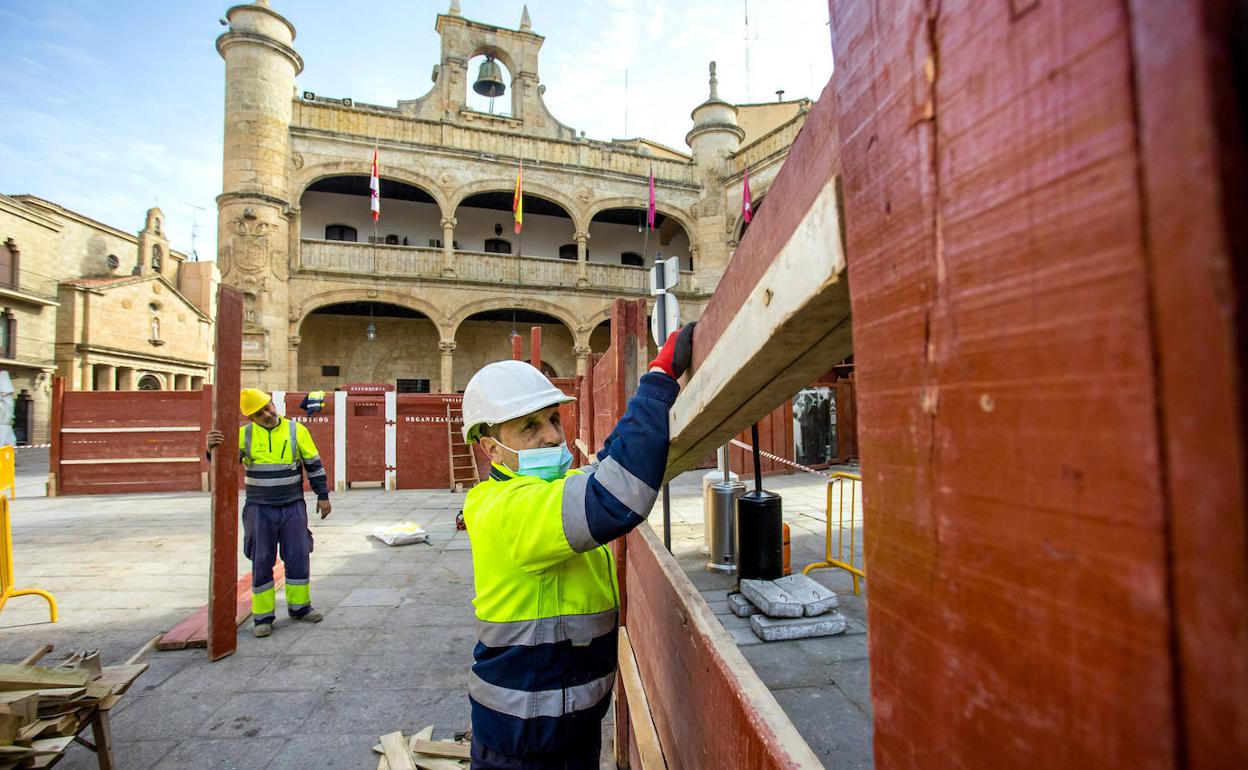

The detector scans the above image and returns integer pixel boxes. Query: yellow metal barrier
[803,471,866,595]
[0,495,57,622]
[0,445,13,499]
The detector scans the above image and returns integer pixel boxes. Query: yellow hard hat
[240,388,272,416]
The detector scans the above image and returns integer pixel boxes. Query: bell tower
[399,3,573,139]
[216,0,303,388]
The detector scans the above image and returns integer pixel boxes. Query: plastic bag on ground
[371,521,429,546]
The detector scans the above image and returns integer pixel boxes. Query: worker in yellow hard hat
[207,388,331,638]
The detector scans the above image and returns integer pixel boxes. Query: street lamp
[365,303,377,341]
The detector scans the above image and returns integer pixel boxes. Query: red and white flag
[742,167,753,225]
[369,147,381,221]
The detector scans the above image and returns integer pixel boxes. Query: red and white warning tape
[16,443,50,449]
[726,438,853,480]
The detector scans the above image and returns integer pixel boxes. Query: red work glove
[649,322,696,379]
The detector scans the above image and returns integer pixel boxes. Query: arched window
[138,374,161,391]
[539,360,558,378]
[558,243,578,261]
[384,234,399,245]
[484,238,512,254]
[151,245,162,271]
[325,224,358,242]
[107,254,120,270]
[620,251,644,267]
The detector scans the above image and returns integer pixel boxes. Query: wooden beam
[667,173,849,477]
[617,628,666,770]
[208,285,243,662]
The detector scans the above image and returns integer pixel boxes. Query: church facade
[217,0,810,392]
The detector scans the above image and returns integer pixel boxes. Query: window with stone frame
[0,309,15,359]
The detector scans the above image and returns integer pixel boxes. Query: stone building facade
[0,195,218,443]
[217,0,809,392]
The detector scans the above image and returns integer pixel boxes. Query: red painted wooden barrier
[50,383,209,496]
[209,285,242,661]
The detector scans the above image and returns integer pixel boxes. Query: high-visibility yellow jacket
[464,372,678,758]
[237,418,328,505]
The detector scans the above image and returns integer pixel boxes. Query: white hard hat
[461,360,575,442]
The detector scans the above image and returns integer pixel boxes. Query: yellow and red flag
[512,160,523,234]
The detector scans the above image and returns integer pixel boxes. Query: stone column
[574,344,592,377]
[97,365,116,392]
[441,217,457,277]
[575,231,590,286]
[175,374,191,390]
[117,367,137,391]
[79,358,93,391]
[439,340,456,393]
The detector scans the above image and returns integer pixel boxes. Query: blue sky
[0,1,833,262]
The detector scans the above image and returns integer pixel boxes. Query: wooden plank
[379,731,417,770]
[666,168,850,477]
[18,644,53,667]
[623,524,821,769]
[409,740,468,760]
[1128,1,1248,766]
[0,665,89,692]
[47,377,62,497]
[126,635,162,665]
[208,285,243,662]
[617,628,666,770]
[159,565,284,650]
[828,0,1183,766]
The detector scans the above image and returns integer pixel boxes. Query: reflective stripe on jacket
[464,372,679,757]
[238,418,329,504]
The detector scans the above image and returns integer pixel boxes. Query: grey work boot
[253,623,273,638]
[292,609,323,623]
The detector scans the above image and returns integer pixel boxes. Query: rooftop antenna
[744,0,755,102]
[179,201,206,261]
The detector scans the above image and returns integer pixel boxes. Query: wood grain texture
[624,524,821,770]
[617,628,666,770]
[831,0,1182,765]
[668,94,850,476]
[1128,0,1248,765]
[208,285,243,662]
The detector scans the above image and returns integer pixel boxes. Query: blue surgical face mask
[491,439,574,481]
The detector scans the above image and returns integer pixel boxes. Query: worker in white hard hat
[461,324,695,770]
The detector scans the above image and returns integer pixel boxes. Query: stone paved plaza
[0,452,870,768]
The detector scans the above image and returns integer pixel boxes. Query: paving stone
[251,654,347,692]
[740,578,804,618]
[298,687,454,735]
[266,732,389,769]
[772,573,840,616]
[199,690,322,738]
[109,691,232,739]
[158,654,272,693]
[771,686,874,769]
[750,611,848,642]
[338,586,406,607]
[728,592,761,618]
[151,737,287,770]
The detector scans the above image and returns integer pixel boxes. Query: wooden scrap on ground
[373,727,470,770]
[0,639,152,769]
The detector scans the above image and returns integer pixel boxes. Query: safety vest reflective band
[239,418,327,504]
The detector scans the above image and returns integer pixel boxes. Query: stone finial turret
[449,0,461,16]
[686,59,744,159]
[520,5,532,31]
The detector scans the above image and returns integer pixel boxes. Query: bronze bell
[473,56,506,98]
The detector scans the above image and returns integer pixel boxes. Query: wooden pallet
[156,562,285,651]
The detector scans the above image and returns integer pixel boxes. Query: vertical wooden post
[530,326,541,371]
[208,286,243,661]
[199,384,214,493]
[46,376,63,498]
[511,332,523,361]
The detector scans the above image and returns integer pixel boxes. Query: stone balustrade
[299,239,698,295]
